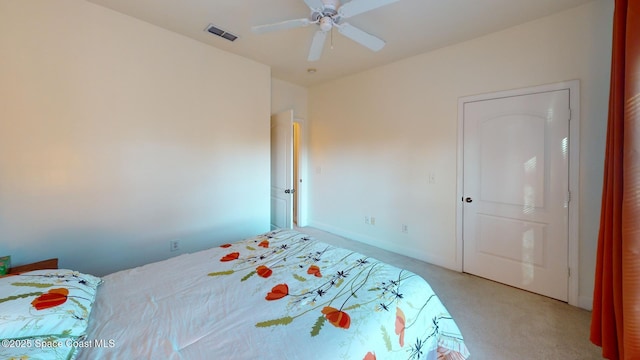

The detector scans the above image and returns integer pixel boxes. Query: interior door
[270,110,294,229]
[462,90,570,301]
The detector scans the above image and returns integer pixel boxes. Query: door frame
[293,119,309,227]
[456,80,580,306]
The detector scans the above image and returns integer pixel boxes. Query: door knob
[465,197,473,203]
[285,189,290,194]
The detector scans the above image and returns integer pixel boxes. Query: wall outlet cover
[170,241,180,252]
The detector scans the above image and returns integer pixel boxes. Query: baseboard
[307,221,459,272]
[578,295,593,311]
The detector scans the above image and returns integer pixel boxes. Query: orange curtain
[590,0,640,359]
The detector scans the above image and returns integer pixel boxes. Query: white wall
[271,78,309,120]
[0,0,271,276]
[308,0,612,309]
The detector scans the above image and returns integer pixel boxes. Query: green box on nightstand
[0,256,10,275]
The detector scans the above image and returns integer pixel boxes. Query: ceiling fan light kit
[319,17,333,32]
[251,0,400,61]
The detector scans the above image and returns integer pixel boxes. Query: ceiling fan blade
[304,0,325,11]
[251,18,311,34]
[308,30,328,61]
[338,0,400,18]
[337,23,385,51]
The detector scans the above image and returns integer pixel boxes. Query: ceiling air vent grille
[204,24,238,42]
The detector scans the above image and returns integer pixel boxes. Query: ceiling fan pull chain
[331,27,334,49]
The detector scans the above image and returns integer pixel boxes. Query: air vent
[204,24,238,42]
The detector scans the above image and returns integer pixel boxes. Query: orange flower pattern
[265,284,289,301]
[322,306,351,329]
[208,230,469,359]
[256,265,273,278]
[31,288,69,310]
[307,265,322,277]
[395,307,406,347]
[364,352,377,360]
[220,252,239,262]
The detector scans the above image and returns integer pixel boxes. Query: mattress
[76,229,470,359]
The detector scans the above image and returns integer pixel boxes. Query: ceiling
[85,0,594,87]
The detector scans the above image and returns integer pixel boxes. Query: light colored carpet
[297,226,603,360]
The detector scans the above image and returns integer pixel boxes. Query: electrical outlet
[371,217,376,225]
[170,240,180,252]
[401,224,409,234]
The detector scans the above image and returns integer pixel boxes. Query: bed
[0,229,469,360]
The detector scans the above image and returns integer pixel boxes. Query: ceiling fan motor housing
[312,0,341,30]
[313,0,340,18]
[321,0,341,11]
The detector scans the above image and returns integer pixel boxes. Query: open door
[271,110,294,229]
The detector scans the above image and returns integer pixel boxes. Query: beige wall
[0,0,271,276]
[308,0,613,309]
[271,78,309,120]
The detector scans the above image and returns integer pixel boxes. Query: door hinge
[568,267,571,278]
[567,190,571,203]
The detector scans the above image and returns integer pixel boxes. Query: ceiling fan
[251,0,400,61]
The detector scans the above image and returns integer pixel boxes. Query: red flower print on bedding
[322,306,351,329]
[258,240,270,248]
[307,265,322,277]
[395,307,406,347]
[220,252,240,262]
[256,265,273,278]
[265,284,289,300]
[363,352,376,360]
[220,244,232,248]
[31,288,69,310]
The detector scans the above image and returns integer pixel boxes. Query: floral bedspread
[78,229,469,360]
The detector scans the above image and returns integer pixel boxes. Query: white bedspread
[78,229,469,359]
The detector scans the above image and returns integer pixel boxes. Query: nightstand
[9,258,59,274]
